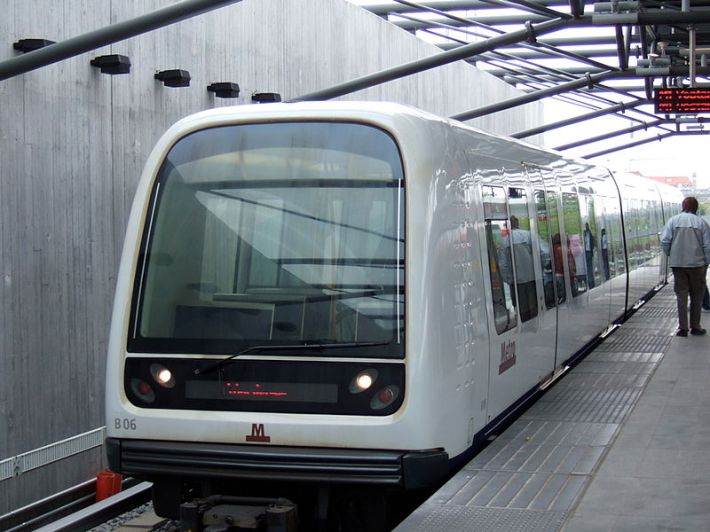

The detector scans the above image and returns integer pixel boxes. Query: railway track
[1,479,153,532]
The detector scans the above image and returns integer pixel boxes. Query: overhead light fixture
[252,92,281,103]
[13,39,55,53]
[90,54,131,75]
[207,82,240,98]
[155,69,191,88]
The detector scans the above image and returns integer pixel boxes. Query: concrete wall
[0,0,543,513]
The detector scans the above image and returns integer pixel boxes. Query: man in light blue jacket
[661,196,710,336]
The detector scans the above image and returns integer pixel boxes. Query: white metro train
[105,102,682,528]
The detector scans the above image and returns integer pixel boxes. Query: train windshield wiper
[193,341,390,376]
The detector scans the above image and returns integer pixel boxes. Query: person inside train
[569,234,585,293]
[660,196,710,337]
[539,238,555,308]
[499,216,538,321]
[583,222,596,288]
[552,233,576,302]
[600,228,610,281]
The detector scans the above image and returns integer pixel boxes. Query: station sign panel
[654,87,710,114]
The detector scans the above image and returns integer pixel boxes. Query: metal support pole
[570,0,585,18]
[0,0,242,82]
[690,25,697,87]
[451,70,624,122]
[615,25,628,70]
[511,99,651,138]
[582,131,675,159]
[290,17,581,102]
[639,23,654,99]
[554,118,668,150]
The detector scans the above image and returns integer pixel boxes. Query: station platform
[394,286,710,532]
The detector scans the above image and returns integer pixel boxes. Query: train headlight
[349,369,378,394]
[370,385,400,410]
[150,364,175,388]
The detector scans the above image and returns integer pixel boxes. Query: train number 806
[115,418,137,430]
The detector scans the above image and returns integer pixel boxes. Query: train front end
[104,104,448,518]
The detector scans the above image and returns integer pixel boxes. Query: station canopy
[355,0,710,157]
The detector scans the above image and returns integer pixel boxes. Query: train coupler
[179,496,298,532]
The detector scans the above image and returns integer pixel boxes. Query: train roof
[154,102,680,197]
[163,101,596,169]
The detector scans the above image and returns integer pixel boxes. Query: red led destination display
[655,88,710,114]
[186,379,338,403]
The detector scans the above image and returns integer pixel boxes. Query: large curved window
[129,122,405,358]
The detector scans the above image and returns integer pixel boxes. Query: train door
[529,168,561,372]
[545,179,576,369]
[593,196,615,327]
[481,184,521,421]
[580,191,613,333]
[480,179,554,423]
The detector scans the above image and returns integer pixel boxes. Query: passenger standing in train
[600,228,610,280]
[583,223,596,288]
[660,196,710,337]
[569,234,585,292]
[500,216,537,321]
[552,233,575,301]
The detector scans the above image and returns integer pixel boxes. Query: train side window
[535,190,556,309]
[507,187,538,322]
[580,194,601,288]
[483,185,518,334]
[545,188,566,305]
[594,195,613,282]
[610,201,625,276]
[562,191,584,297]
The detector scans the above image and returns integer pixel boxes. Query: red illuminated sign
[225,381,288,398]
[185,379,338,403]
[655,88,710,114]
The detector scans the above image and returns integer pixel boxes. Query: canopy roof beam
[512,99,651,138]
[291,16,581,101]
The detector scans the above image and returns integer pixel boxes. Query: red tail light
[130,378,155,403]
[370,385,400,410]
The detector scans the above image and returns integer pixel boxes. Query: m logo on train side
[498,340,516,375]
[246,423,271,443]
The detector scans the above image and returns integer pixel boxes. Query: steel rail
[33,482,152,532]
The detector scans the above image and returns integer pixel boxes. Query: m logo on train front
[246,423,271,442]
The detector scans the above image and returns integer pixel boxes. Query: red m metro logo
[246,423,271,443]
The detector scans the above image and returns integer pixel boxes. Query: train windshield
[129,121,405,358]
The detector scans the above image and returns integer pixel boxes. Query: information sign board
[655,88,710,113]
